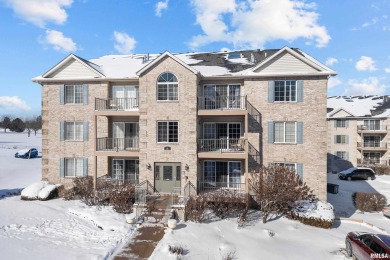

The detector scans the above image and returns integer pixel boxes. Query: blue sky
[0,0,389,117]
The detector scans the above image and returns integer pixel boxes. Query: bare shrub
[288,214,334,229]
[221,250,237,260]
[145,195,159,216]
[108,183,135,213]
[206,190,246,219]
[184,195,208,222]
[249,166,316,223]
[353,192,387,212]
[370,165,390,176]
[73,176,96,206]
[168,244,184,255]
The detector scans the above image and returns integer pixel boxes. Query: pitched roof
[327,96,390,118]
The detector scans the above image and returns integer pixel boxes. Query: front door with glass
[112,159,139,183]
[154,163,181,193]
[112,122,139,150]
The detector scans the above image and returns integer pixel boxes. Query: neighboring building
[33,46,336,201]
[327,96,390,172]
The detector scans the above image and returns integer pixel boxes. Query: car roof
[376,234,390,248]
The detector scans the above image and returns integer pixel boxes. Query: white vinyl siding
[49,59,99,78]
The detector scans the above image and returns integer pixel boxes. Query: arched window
[157,72,178,101]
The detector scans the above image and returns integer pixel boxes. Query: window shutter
[60,158,65,178]
[346,135,349,144]
[268,81,275,103]
[83,121,89,141]
[60,121,65,141]
[83,85,89,105]
[334,136,337,144]
[297,122,303,144]
[297,80,303,102]
[334,120,337,128]
[268,122,274,143]
[345,120,349,128]
[60,85,65,105]
[296,163,303,180]
[83,158,88,177]
[345,152,349,160]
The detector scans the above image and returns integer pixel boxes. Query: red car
[346,232,390,259]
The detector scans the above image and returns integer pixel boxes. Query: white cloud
[328,77,342,89]
[155,0,169,17]
[344,77,386,95]
[113,31,137,54]
[0,96,31,111]
[325,57,338,66]
[385,68,390,73]
[4,0,73,27]
[189,0,330,49]
[355,56,377,71]
[43,30,77,52]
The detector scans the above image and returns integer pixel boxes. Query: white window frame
[65,84,84,104]
[65,121,83,141]
[157,121,179,143]
[336,119,346,128]
[274,80,297,102]
[274,122,297,143]
[271,162,297,172]
[336,151,348,160]
[157,72,179,101]
[335,135,347,144]
[64,158,84,178]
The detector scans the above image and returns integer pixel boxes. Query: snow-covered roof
[33,47,336,82]
[327,96,390,118]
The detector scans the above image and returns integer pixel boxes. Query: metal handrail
[95,97,139,111]
[357,125,387,131]
[96,137,139,151]
[198,138,246,153]
[197,181,245,194]
[357,141,387,148]
[198,96,246,110]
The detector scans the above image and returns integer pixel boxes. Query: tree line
[0,115,42,136]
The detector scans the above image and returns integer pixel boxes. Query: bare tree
[1,116,12,133]
[249,166,316,223]
[24,118,33,137]
[32,115,42,136]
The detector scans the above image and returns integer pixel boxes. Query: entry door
[112,86,138,110]
[154,163,181,193]
[228,162,241,188]
[113,123,138,150]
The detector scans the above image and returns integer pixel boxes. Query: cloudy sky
[0,0,389,116]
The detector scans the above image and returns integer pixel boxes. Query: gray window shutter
[334,136,337,144]
[346,135,349,144]
[297,122,303,144]
[296,163,303,179]
[334,120,337,128]
[83,85,89,105]
[83,121,89,141]
[345,120,349,128]
[346,152,349,160]
[297,80,303,102]
[60,121,65,141]
[268,122,274,143]
[60,85,65,105]
[60,158,65,178]
[83,158,88,177]
[268,81,275,103]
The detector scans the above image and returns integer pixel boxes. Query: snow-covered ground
[1,131,389,259]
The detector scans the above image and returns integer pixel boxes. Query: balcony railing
[198,138,246,153]
[357,142,387,149]
[97,175,139,185]
[357,159,388,166]
[357,125,387,131]
[197,181,245,194]
[96,137,139,151]
[95,98,139,111]
[198,96,246,110]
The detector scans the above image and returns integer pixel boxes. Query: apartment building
[33,46,336,201]
[327,96,390,172]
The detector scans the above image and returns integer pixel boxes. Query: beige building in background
[33,46,336,201]
[327,96,390,172]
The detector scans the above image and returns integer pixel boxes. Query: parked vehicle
[384,205,390,219]
[15,148,38,159]
[346,232,390,259]
[338,167,376,181]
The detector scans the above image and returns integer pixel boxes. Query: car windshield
[340,168,356,174]
[377,235,390,248]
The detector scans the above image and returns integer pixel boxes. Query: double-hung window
[275,81,297,102]
[65,121,83,141]
[65,85,84,104]
[335,119,347,128]
[157,72,178,101]
[336,151,348,160]
[274,122,296,143]
[157,121,178,143]
[335,135,348,144]
[64,158,84,177]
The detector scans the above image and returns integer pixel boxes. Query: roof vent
[142,53,150,63]
[250,53,256,63]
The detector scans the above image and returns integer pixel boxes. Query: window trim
[157,121,179,143]
[335,135,348,144]
[274,121,297,144]
[335,119,346,128]
[64,84,84,104]
[274,80,297,102]
[64,158,84,178]
[336,151,348,160]
[156,72,179,101]
[65,121,84,141]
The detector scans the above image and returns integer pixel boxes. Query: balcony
[357,125,387,134]
[197,181,246,194]
[95,98,139,115]
[357,142,387,151]
[96,137,139,152]
[197,138,247,159]
[198,96,247,116]
[357,159,388,166]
